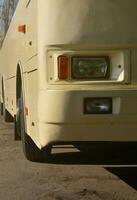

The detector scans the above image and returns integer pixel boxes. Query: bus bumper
[38,89,137,147]
[39,120,137,148]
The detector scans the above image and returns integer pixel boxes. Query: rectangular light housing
[84,98,112,114]
[72,56,109,80]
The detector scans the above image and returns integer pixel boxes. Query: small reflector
[18,25,26,34]
[58,56,69,80]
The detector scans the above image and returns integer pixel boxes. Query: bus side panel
[4,78,16,117]
[0,0,26,118]
[25,58,41,148]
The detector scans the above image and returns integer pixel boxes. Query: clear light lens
[72,57,109,79]
[84,98,112,114]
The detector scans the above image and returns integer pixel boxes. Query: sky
[0,0,4,35]
[0,0,3,7]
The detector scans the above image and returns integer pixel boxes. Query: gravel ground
[0,117,137,200]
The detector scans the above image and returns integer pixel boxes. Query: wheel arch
[15,62,26,139]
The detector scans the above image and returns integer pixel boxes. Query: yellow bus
[0,0,137,162]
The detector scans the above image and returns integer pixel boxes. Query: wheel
[0,102,3,116]
[3,104,13,122]
[14,115,21,141]
[17,91,51,162]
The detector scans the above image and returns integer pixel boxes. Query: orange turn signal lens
[58,56,69,80]
[18,24,26,34]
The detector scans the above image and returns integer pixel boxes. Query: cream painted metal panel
[25,0,37,61]
[0,0,137,151]
[38,0,137,47]
[25,0,31,7]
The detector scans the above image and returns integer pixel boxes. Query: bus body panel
[0,0,137,150]
[39,122,137,148]
[0,0,26,117]
[38,0,137,47]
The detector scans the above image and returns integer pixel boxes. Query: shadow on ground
[47,145,137,191]
[105,167,137,191]
[49,145,137,165]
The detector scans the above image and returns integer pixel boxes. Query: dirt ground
[0,116,137,200]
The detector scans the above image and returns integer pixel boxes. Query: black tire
[0,102,3,116]
[17,91,51,162]
[14,115,21,141]
[22,133,52,162]
[3,105,13,122]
